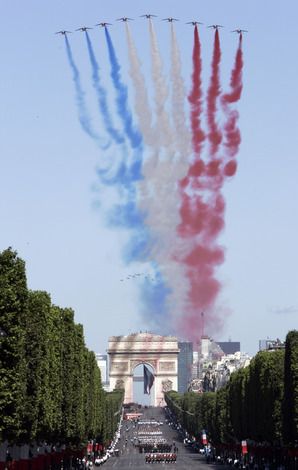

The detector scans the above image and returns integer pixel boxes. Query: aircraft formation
[55,15,247,34]
[120,273,158,283]
[59,9,246,340]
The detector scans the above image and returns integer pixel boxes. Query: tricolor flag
[144,365,155,394]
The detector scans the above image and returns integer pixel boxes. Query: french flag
[144,365,155,394]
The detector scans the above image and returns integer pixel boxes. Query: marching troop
[135,419,178,464]
[145,453,177,464]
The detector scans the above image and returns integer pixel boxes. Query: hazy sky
[0,0,297,357]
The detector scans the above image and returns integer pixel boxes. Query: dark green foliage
[283,330,298,445]
[0,248,122,448]
[245,350,284,443]
[102,390,124,444]
[166,343,294,446]
[213,385,233,443]
[0,248,27,441]
[229,367,249,440]
[196,392,216,439]
[23,290,53,441]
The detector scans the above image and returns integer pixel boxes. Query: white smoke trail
[170,24,192,170]
[148,20,173,149]
[144,21,189,322]
[125,24,154,146]
[125,20,189,325]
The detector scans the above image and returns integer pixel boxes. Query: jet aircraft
[76,26,92,32]
[95,22,112,28]
[208,24,223,30]
[116,17,133,22]
[55,30,71,35]
[186,21,203,26]
[140,14,157,19]
[162,17,179,22]
[231,29,248,34]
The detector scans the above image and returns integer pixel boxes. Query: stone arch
[108,333,179,407]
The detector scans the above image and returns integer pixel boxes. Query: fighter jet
[116,17,133,22]
[55,30,72,35]
[140,14,157,19]
[162,17,179,22]
[231,29,248,34]
[207,24,223,30]
[186,21,203,26]
[95,22,112,28]
[76,26,93,32]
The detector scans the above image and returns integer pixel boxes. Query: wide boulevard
[103,407,223,470]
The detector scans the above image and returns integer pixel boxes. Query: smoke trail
[176,30,245,342]
[64,36,107,148]
[125,24,154,146]
[170,23,191,160]
[104,28,142,149]
[221,35,244,176]
[148,19,173,148]
[188,25,205,158]
[143,21,189,319]
[178,25,205,238]
[206,29,222,156]
[101,27,172,327]
[85,32,124,144]
[176,27,226,341]
[124,20,187,329]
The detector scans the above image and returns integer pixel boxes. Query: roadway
[103,407,224,470]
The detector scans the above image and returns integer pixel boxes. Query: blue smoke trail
[102,30,172,324]
[104,28,142,149]
[140,269,173,331]
[85,32,124,144]
[64,36,107,148]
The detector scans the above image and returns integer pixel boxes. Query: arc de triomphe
[108,333,179,407]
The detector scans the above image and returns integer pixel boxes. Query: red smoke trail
[221,34,244,176]
[178,26,205,239]
[176,29,226,342]
[188,25,205,157]
[177,31,244,342]
[176,28,225,341]
[206,29,222,157]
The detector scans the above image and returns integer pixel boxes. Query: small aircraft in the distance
[76,26,92,32]
[55,30,72,35]
[116,17,133,22]
[95,22,112,28]
[186,21,203,26]
[140,14,157,19]
[162,17,179,22]
[231,29,248,34]
[207,24,223,30]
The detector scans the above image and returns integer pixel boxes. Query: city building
[189,336,244,393]
[259,338,285,351]
[178,341,193,393]
[216,341,241,355]
[96,354,109,390]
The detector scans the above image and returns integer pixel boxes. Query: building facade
[96,354,109,388]
[178,341,193,393]
[216,341,240,355]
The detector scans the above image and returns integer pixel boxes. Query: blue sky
[0,0,297,356]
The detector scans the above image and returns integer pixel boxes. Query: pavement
[102,407,225,470]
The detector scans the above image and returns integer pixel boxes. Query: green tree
[247,350,284,443]
[283,330,298,445]
[0,248,27,441]
[23,290,53,441]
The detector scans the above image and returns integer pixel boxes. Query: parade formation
[136,419,177,464]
